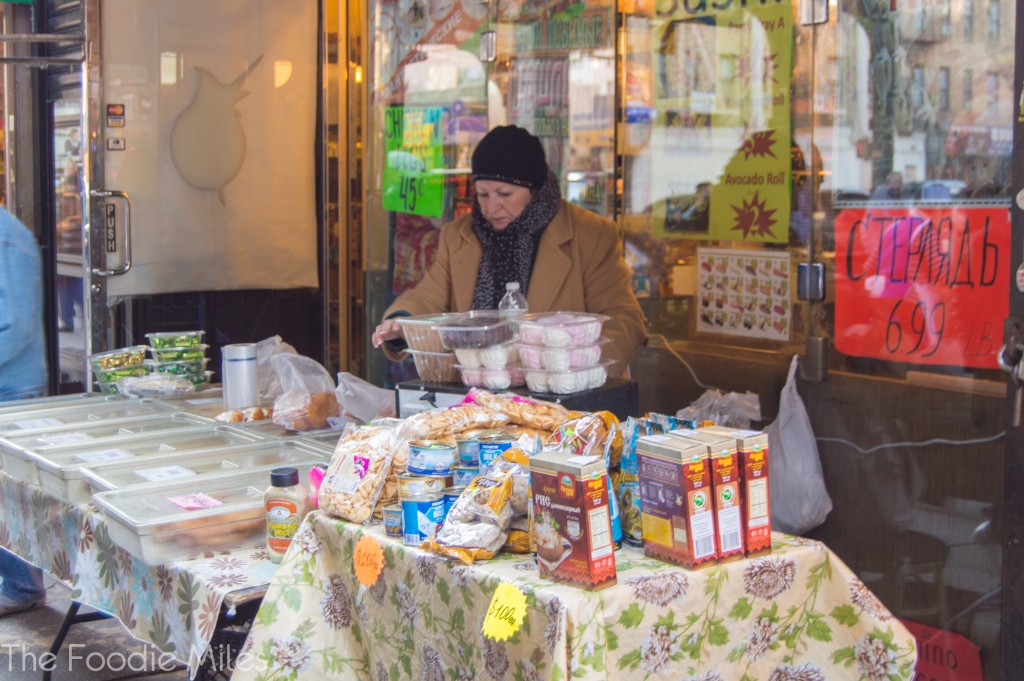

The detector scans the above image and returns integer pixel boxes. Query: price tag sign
[353,534,384,587]
[382,106,444,218]
[481,582,527,642]
[834,206,1009,369]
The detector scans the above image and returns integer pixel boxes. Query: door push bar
[90,189,132,277]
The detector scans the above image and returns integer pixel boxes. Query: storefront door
[5,0,331,394]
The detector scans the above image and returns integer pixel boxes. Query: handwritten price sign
[382,106,444,218]
[481,582,527,642]
[353,534,384,587]
[834,207,1009,369]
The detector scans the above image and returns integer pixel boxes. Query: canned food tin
[407,439,457,475]
[397,472,448,500]
[478,433,517,474]
[454,428,501,465]
[402,494,445,546]
[452,465,479,488]
[383,503,403,538]
[443,486,464,517]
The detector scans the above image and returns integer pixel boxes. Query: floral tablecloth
[0,470,279,672]
[234,511,917,681]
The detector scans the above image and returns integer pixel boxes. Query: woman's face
[475,180,533,230]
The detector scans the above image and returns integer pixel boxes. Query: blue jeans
[0,548,45,602]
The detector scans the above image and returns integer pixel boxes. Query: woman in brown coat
[372,125,646,376]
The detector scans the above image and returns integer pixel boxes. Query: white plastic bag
[335,372,396,423]
[270,354,340,431]
[676,388,761,428]
[255,335,297,401]
[765,355,832,535]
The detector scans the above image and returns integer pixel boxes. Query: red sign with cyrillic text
[899,619,984,681]
[834,207,1009,369]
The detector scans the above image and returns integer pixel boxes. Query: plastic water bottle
[498,282,528,330]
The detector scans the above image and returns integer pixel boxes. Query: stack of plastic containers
[517,312,612,394]
[396,313,460,382]
[89,346,150,394]
[435,311,524,389]
[145,330,212,387]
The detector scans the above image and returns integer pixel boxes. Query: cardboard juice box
[701,425,771,556]
[635,434,717,569]
[670,429,745,562]
[530,451,616,590]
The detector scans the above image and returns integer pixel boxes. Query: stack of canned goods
[385,430,516,545]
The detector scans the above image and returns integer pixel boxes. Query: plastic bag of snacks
[547,410,623,468]
[319,424,399,523]
[464,388,577,431]
[425,449,529,564]
[270,354,341,431]
[397,404,509,440]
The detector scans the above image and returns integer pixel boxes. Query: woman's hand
[371,319,405,348]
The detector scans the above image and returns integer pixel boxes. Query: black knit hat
[471,125,547,189]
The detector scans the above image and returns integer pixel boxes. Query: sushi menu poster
[696,248,791,341]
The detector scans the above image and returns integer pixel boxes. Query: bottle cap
[506,282,520,291]
[270,467,300,487]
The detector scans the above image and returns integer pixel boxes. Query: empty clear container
[434,311,515,350]
[396,313,459,353]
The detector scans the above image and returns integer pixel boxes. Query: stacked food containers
[145,330,212,387]
[89,346,149,394]
[397,313,460,382]
[517,312,612,394]
[435,311,524,389]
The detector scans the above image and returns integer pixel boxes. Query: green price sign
[382,106,445,218]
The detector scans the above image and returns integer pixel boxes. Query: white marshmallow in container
[518,312,608,348]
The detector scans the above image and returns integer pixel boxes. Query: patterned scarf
[470,174,562,310]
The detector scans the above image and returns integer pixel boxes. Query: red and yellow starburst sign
[650,0,792,243]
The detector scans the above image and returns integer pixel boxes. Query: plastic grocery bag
[270,354,341,431]
[764,355,832,535]
[676,388,761,428]
[255,335,297,400]
[335,372,396,423]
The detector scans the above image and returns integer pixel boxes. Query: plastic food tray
[151,357,210,376]
[149,344,209,363]
[89,346,149,372]
[93,467,307,566]
[32,425,265,504]
[518,312,609,348]
[0,411,211,483]
[523,360,612,395]
[0,392,108,416]
[0,398,177,438]
[453,341,519,369]
[456,364,526,390]
[433,311,515,350]
[82,440,329,498]
[408,350,459,382]
[517,338,607,371]
[145,330,205,349]
[396,313,459,353]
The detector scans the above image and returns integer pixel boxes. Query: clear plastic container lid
[395,313,459,353]
[149,344,209,362]
[407,350,459,383]
[516,338,608,371]
[434,311,515,349]
[82,440,329,493]
[0,399,176,435]
[455,364,526,390]
[523,359,611,395]
[453,340,519,369]
[518,312,609,348]
[89,345,149,371]
[92,468,280,536]
[0,412,212,450]
[145,330,206,349]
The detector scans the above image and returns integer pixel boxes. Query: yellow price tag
[481,582,527,642]
[353,534,384,587]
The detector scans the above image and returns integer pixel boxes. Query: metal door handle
[90,189,132,276]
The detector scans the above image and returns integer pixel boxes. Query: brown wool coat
[383,200,647,376]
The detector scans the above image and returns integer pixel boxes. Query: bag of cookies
[464,388,578,431]
[397,404,509,440]
[319,424,399,523]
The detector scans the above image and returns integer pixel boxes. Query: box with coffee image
[529,451,616,590]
